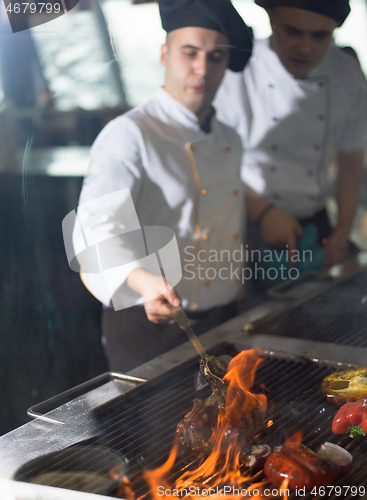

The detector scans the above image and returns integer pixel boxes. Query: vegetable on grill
[317,442,353,476]
[244,444,272,468]
[332,398,367,438]
[321,367,367,406]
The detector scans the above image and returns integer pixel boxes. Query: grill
[14,343,367,500]
[252,269,367,346]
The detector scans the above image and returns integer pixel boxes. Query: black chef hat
[255,0,350,25]
[159,0,253,72]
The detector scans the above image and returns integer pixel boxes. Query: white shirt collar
[151,87,217,136]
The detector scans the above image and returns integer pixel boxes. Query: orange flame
[109,464,135,499]
[284,431,303,446]
[280,478,290,500]
[144,349,287,500]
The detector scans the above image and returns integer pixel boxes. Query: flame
[144,349,288,500]
[280,478,289,500]
[284,431,303,447]
[109,464,135,499]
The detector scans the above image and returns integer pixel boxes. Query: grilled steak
[176,355,266,457]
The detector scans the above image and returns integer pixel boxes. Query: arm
[127,268,181,323]
[246,189,303,257]
[324,150,364,268]
[73,118,153,310]
[73,118,184,319]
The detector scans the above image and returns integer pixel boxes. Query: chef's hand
[323,227,350,269]
[259,206,304,264]
[127,268,181,323]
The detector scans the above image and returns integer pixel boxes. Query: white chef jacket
[73,87,244,311]
[214,38,367,219]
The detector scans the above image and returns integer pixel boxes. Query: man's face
[161,27,230,124]
[268,7,339,78]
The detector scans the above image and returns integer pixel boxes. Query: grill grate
[16,344,367,499]
[255,270,367,346]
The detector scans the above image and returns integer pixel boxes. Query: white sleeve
[338,64,367,153]
[72,117,152,309]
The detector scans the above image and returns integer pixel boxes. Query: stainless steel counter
[1,257,367,499]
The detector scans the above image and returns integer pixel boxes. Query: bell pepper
[332,399,367,437]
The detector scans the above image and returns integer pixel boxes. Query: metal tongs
[167,303,232,390]
[167,303,208,358]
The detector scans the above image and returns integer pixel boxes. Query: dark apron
[101,301,238,372]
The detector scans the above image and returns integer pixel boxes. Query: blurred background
[0,0,366,435]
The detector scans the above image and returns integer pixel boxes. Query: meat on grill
[176,356,266,457]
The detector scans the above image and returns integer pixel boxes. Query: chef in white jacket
[215,0,367,270]
[72,0,253,370]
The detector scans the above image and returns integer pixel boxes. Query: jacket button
[308,170,314,177]
[270,166,277,172]
[235,278,241,284]
[225,146,231,152]
[271,144,278,151]
[205,281,211,287]
[201,188,208,195]
[234,233,240,239]
[314,144,320,150]
[318,114,325,120]
[191,145,197,151]
[202,234,209,241]
[233,189,239,195]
